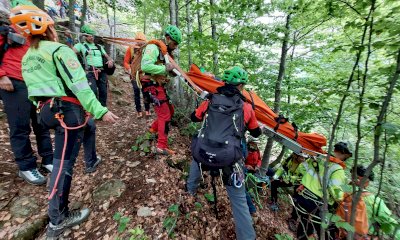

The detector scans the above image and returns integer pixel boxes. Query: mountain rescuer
[65,30,103,175]
[123,32,150,118]
[269,153,306,211]
[0,5,53,185]
[294,142,352,239]
[244,136,262,172]
[140,25,182,155]
[10,5,118,239]
[354,165,400,239]
[187,66,262,240]
[72,24,113,107]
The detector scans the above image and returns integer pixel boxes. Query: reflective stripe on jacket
[297,158,346,205]
[21,41,108,119]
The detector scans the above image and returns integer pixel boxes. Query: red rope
[48,113,91,200]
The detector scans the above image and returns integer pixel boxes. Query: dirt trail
[0,68,294,239]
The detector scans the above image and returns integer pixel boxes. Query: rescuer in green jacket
[11,5,118,239]
[294,142,352,239]
[141,25,182,155]
[354,165,400,239]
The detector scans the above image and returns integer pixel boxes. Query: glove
[165,63,174,72]
[150,95,161,106]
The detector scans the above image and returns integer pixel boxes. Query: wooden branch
[337,0,362,16]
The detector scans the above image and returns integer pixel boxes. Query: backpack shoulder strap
[147,39,168,55]
[52,46,75,94]
[0,28,10,65]
[83,43,90,56]
[52,46,73,79]
[95,43,105,56]
[130,46,134,61]
[248,91,255,110]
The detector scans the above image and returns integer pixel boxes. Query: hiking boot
[154,147,176,155]
[148,128,157,140]
[42,164,54,173]
[85,156,102,174]
[288,218,297,232]
[46,208,90,239]
[137,112,143,118]
[269,202,279,212]
[185,183,196,196]
[18,168,46,185]
[145,111,151,117]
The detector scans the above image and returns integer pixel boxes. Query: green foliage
[194,202,203,211]
[113,212,150,239]
[162,204,180,238]
[180,122,200,137]
[128,226,149,240]
[322,212,355,234]
[131,132,153,154]
[204,193,215,202]
[113,212,130,233]
[274,233,293,240]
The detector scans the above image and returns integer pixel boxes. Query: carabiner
[231,172,243,188]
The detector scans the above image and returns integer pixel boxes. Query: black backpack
[191,93,245,170]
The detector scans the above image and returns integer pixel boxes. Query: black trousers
[0,79,53,171]
[39,101,85,225]
[270,179,293,203]
[295,193,337,240]
[131,80,150,112]
[87,71,108,107]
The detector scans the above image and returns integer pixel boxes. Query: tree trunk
[349,48,400,238]
[186,0,192,66]
[32,0,44,10]
[80,0,87,27]
[287,35,297,105]
[210,0,218,74]
[143,5,147,34]
[105,5,112,54]
[169,0,182,103]
[260,13,291,175]
[68,0,75,31]
[269,146,286,169]
[353,1,374,192]
[175,0,179,27]
[196,0,204,66]
[317,2,375,238]
[112,0,116,59]
[169,0,177,26]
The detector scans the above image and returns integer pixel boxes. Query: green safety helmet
[164,25,182,44]
[11,0,35,8]
[81,24,96,35]
[222,66,248,85]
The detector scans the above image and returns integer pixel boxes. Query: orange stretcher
[179,64,327,153]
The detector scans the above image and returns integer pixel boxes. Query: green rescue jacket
[74,41,106,68]
[297,158,346,205]
[273,157,303,184]
[141,44,167,76]
[21,41,108,119]
[363,193,400,237]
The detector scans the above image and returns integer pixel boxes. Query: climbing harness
[37,97,90,200]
